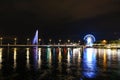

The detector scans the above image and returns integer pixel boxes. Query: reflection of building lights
[38,48,41,69]
[26,48,30,69]
[103,49,107,71]
[73,48,80,55]
[58,48,62,63]
[77,48,81,63]
[67,48,70,63]
[73,48,81,63]
[67,48,71,67]
[111,49,117,61]
[117,49,120,61]
[14,48,17,60]
[38,48,41,60]
[107,49,111,54]
[0,48,2,69]
[13,48,17,69]
[47,48,52,67]
[26,48,29,59]
[0,48,2,63]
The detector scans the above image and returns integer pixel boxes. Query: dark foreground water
[0,47,120,80]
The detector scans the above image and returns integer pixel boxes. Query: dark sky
[0,0,120,41]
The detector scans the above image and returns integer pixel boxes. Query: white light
[26,48,30,69]
[38,48,41,69]
[67,48,71,67]
[13,48,17,69]
[84,34,96,47]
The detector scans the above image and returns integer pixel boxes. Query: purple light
[33,30,38,45]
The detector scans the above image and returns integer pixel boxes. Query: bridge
[0,44,83,48]
[1,44,120,49]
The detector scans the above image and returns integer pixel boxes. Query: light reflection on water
[0,47,120,80]
[58,48,62,63]
[0,48,2,69]
[26,48,30,69]
[13,48,17,69]
[38,48,41,69]
[67,48,71,66]
[47,48,52,68]
[82,48,97,78]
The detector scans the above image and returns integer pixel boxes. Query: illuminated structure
[32,30,38,45]
[84,34,96,47]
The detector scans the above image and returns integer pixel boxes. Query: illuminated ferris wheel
[84,34,96,47]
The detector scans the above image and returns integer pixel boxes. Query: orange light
[102,40,107,44]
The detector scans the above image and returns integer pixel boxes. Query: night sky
[0,0,120,42]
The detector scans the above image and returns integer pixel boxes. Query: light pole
[49,39,52,44]
[67,39,70,44]
[0,37,3,45]
[14,38,17,45]
[39,38,41,45]
[27,38,30,45]
[58,39,61,45]
[78,40,80,45]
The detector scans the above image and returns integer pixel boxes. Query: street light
[102,40,107,44]
[58,39,61,45]
[27,38,30,45]
[59,39,61,43]
[67,39,70,43]
[39,38,41,45]
[49,39,52,44]
[14,38,17,45]
[0,37,3,45]
[78,40,80,44]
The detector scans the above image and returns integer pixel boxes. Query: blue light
[33,30,38,45]
[82,48,97,78]
[84,34,96,47]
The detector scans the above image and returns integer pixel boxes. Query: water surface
[0,47,120,80]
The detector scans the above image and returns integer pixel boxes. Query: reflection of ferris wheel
[84,34,96,47]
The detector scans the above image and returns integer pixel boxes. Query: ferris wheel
[84,34,96,47]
